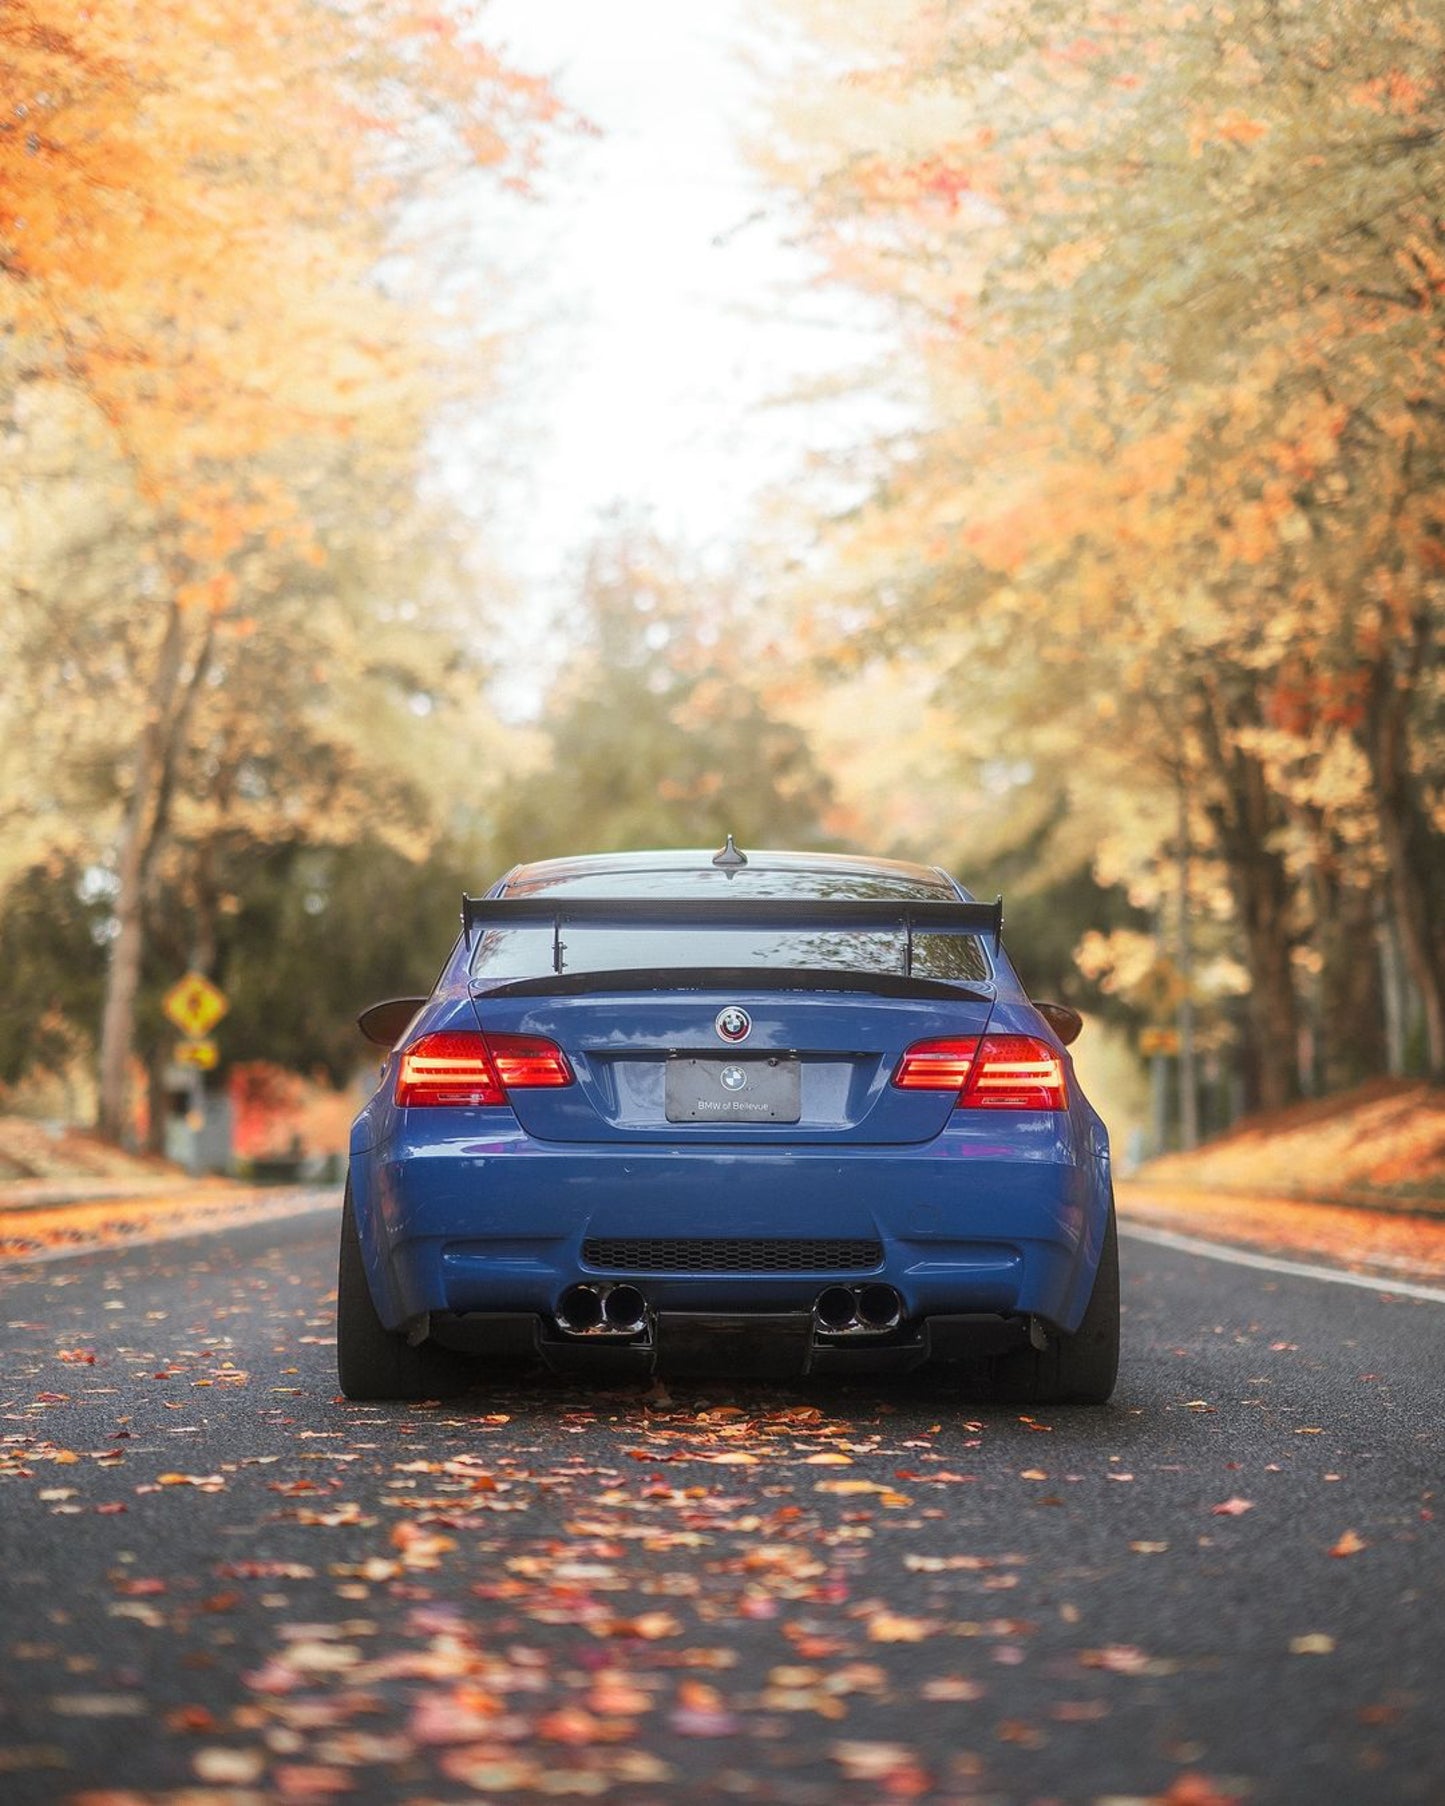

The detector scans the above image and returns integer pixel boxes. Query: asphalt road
[0,1202,1440,1806]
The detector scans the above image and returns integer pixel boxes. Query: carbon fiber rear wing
[460,893,1003,978]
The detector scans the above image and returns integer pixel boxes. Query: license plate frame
[665,1055,802,1124]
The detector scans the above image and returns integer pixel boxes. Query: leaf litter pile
[0,1239,1432,1806]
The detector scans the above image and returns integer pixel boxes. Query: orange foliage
[1,0,560,572]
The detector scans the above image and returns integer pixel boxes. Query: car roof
[501,848,959,893]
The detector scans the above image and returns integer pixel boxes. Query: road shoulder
[0,1183,336,1263]
[1117,1177,1445,1288]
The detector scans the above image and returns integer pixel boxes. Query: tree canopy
[766,0,1445,1107]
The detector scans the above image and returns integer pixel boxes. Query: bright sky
[455,0,906,684]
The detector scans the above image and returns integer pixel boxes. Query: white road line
[1121,1222,1445,1304]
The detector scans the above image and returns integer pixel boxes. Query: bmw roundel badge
[715,1006,751,1043]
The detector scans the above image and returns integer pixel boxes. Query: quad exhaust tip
[557,1282,649,1337]
[557,1280,902,1339]
[813,1283,903,1336]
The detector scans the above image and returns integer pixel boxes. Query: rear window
[468,867,992,985]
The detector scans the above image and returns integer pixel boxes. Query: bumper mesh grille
[582,1237,883,1275]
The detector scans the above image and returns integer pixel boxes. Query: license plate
[665,1056,801,1123]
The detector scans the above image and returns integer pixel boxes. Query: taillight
[892,1037,981,1090]
[487,1033,573,1089]
[394,1031,572,1107]
[893,1034,1066,1110]
[962,1036,1067,1110]
[395,1033,505,1107]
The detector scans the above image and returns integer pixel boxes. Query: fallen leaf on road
[1157,1776,1247,1806]
[867,1612,936,1643]
[1289,1633,1336,1655]
[667,1680,739,1737]
[193,1747,266,1783]
[831,1740,931,1786]
[996,1718,1046,1746]
[537,1706,612,1745]
[586,1674,652,1716]
[274,1764,352,1797]
[920,1676,985,1702]
[279,1642,363,1676]
[1328,1529,1366,1557]
[1210,1498,1253,1517]
[597,1612,681,1640]
[903,1554,1010,1572]
[1078,1645,1179,1676]
[1050,1700,1109,1722]
[49,1694,146,1717]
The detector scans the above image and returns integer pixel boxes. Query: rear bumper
[350,1121,1111,1340]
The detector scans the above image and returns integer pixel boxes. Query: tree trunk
[96,599,215,1143]
[1362,650,1445,1081]
[1194,684,1302,1114]
[1315,876,1385,1093]
[1228,816,1302,1114]
[144,1039,171,1157]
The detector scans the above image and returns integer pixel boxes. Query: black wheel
[336,1180,472,1400]
[990,1201,1120,1405]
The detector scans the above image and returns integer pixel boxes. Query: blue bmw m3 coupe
[339,843,1118,1403]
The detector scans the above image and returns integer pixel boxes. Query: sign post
[162,975,229,1173]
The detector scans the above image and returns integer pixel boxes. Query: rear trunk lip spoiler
[461,894,1005,977]
[469,965,996,1004]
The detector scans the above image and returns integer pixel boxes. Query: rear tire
[336,1180,472,1401]
[990,1201,1120,1405]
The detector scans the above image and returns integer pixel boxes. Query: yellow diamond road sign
[163,972,229,1040]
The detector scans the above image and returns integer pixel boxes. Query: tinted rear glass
[469,866,991,984]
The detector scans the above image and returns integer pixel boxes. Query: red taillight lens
[893,1034,1067,1110]
[962,1035,1067,1110]
[395,1032,504,1107]
[892,1037,981,1090]
[394,1030,573,1107]
[487,1033,573,1089]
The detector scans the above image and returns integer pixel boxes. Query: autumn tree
[1,2,562,1138]
[767,0,1445,1104]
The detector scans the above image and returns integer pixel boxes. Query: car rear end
[346,854,1113,1386]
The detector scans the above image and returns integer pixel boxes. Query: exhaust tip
[856,1284,903,1332]
[814,1285,859,1333]
[557,1283,604,1333]
[602,1283,648,1335]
